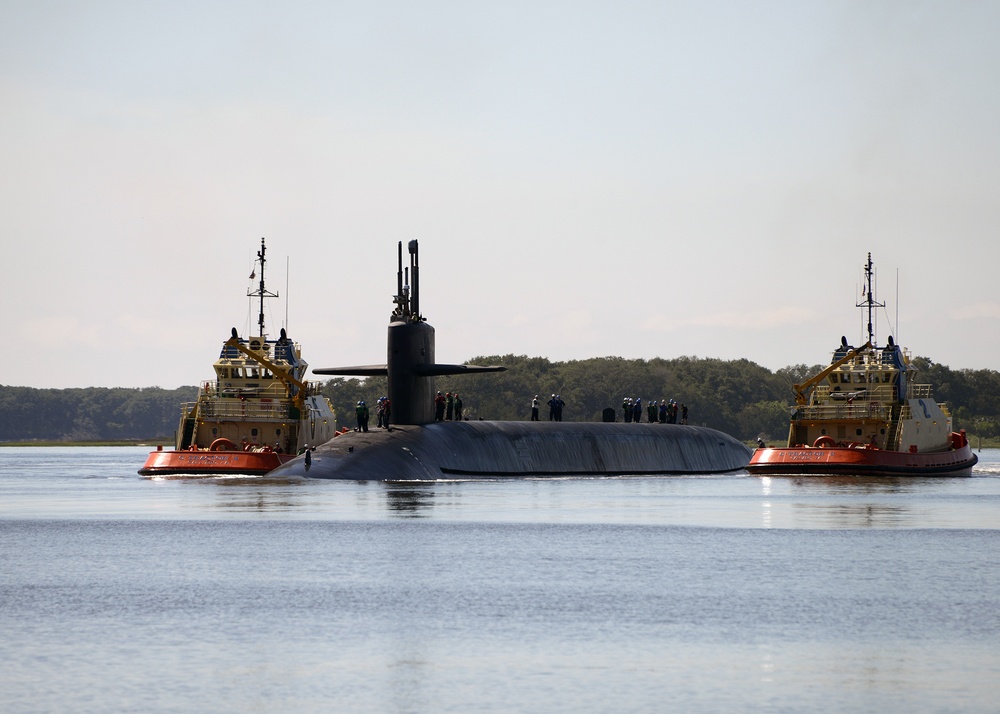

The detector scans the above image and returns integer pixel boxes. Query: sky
[2,1,999,390]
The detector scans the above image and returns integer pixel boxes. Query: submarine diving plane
[270,241,751,480]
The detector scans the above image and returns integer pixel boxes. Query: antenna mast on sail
[857,252,884,347]
[391,239,422,323]
[249,237,279,338]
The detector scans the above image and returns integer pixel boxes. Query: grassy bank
[969,435,1000,449]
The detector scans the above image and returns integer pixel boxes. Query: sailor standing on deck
[356,400,369,432]
[531,395,540,421]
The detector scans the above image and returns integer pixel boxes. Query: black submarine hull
[272,421,752,480]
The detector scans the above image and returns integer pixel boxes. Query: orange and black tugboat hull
[138,448,296,477]
[747,442,978,477]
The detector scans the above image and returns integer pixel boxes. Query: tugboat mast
[857,252,884,347]
[249,237,279,338]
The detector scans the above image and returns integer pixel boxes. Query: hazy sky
[3,1,999,390]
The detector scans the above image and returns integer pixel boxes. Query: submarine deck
[281,420,752,480]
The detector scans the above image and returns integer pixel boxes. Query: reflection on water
[781,474,966,492]
[134,454,1000,529]
[172,477,451,520]
[190,476,309,513]
[384,486,437,516]
[798,502,915,529]
[212,490,304,513]
[1,447,999,530]
[753,470,1000,529]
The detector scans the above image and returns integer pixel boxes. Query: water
[2,447,999,713]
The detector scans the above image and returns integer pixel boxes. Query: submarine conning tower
[388,240,436,425]
[313,240,505,425]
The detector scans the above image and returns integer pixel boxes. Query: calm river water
[2,446,999,713]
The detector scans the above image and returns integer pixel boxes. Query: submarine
[270,240,751,480]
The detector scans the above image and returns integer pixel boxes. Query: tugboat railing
[197,400,295,420]
[795,394,947,423]
[181,400,291,421]
[198,379,325,399]
[794,403,892,421]
[183,380,327,422]
[897,401,950,421]
[813,385,899,402]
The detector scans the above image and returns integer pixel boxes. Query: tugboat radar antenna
[249,237,279,338]
[857,252,884,346]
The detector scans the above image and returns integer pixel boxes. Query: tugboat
[747,253,977,477]
[139,238,338,477]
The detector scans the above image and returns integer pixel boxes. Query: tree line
[2,354,998,443]
[320,354,999,441]
[0,386,198,442]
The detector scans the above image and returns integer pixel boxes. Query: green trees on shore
[2,355,998,443]
[0,386,197,442]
